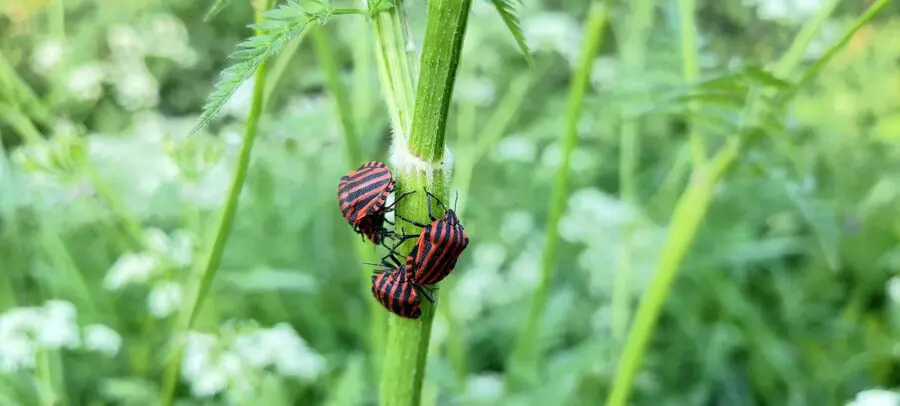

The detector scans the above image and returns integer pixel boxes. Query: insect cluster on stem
[337,161,470,319]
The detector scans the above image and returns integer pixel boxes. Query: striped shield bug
[394,189,470,286]
[337,161,411,244]
[371,270,421,319]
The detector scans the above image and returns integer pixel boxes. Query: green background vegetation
[1,0,900,404]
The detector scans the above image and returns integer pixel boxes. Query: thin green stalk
[313,27,361,165]
[313,21,387,374]
[618,0,654,203]
[0,104,44,144]
[453,71,533,216]
[35,350,55,406]
[378,0,472,404]
[678,0,704,167]
[605,143,738,406]
[438,70,537,388]
[604,1,890,403]
[612,0,655,344]
[351,16,374,129]
[84,165,147,248]
[507,0,610,388]
[369,0,418,140]
[158,3,273,405]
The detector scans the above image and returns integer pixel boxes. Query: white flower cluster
[846,389,900,406]
[181,322,326,401]
[742,0,823,25]
[451,223,543,322]
[454,75,496,106]
[59,13,196,109]
[523,12,582,68]
[558,188,667,305]
[103,228,194,318]
[0,300,121,372]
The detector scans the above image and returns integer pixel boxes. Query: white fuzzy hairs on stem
[389,129,454,186]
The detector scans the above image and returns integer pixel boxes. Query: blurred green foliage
[1,0,900,405]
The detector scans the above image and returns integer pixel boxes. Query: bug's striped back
[338,161,394,226]
[371,268,421,319]
[409,210,469,285]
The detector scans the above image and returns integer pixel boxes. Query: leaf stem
[158,4,272,405]
[369,0,418,141]
[612,0,655,346]
[377,0,472,405]
[506,0,610,388]
[678,0,704,167]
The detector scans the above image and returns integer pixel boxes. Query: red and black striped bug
[393,190,470,286]
[337,161,411,244]
[370,261,425,319]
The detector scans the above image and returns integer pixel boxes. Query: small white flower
[846,388,900,406]
[83,324,122,357]
[112,63,160,111]
[523,13,582,67]
[590,56,619,90]
[263,323,325,380]
[505,242,542,294]
[67,64,106,102]
[103,252,160,290]
[888,277,900,305]
[37,300,81,349]
[540,143,562,169]
[190,367,229,398]
[145,228,171,253]
[452,267,502,320]
[494,135,537,163]
[31,40,64,73]
[182,332,217,381]
[168,230,195,268]
[473,243,506,270]
[464,373,504,402]
[499,210,534,243]
[147,281,184,319]
[222,76,256,119]
[107,25,146,58]
[455,76,496,106]
[0,335,36,372]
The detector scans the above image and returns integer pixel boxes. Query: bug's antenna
[453,191,459,212]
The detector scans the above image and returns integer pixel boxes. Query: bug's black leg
[383,191,415,211]
[413,283,436,303]
[423,188,449,216]
[395,213,429,228]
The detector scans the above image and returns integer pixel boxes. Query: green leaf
[203,0,230,22]
[489,0,533,66]
[191,1,330,135]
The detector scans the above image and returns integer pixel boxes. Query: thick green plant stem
[405,0,470,159]
[604,2,891,404]
[378,0,471,405]
[507,0,610,388]
[158,4,272,405]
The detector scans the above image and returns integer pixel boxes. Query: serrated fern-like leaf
[191,1,329,135]
[489,0,533,66]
